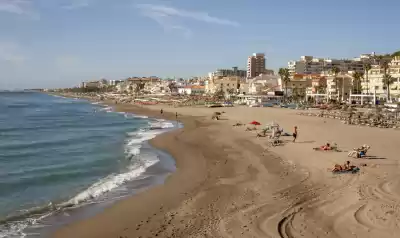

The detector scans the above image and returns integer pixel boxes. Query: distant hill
[392,51,400,57]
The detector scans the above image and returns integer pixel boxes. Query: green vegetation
[278,68,290,100]
[392,51,400,57]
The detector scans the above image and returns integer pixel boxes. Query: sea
[0,92,179,237]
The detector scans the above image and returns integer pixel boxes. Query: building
[326,73,353,101]
[177,85,205,95]
[205,76,241,95]
[288,54,375,75]
[209,67,247,78]
[82,80,101,89]
[284,74,313,97]
[109,80,124,86]
[247,74,281,95]
[361,56,400,98]
[247,53,266,78]
[190,85,205,95]
[305,75,327,95]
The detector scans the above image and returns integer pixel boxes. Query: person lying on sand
[245,127,257,131]
[313,143,340,151]
[332,161,357,172]
[320,143,331,150]
[233,122,243,126]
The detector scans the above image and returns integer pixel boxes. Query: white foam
[66,158,157,205]
[99,106,113,112]
[148,120,175,129]
[134,115,148,119]
[0,222,27,238]
[2,118,177,237]
[65,124,170,206]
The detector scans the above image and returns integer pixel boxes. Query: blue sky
[0,0,399,89]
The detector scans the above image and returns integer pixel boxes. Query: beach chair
[347,145,370,158]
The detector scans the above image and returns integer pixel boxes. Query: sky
[0,0,399,89]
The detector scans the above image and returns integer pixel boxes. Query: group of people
[332,161,358,172]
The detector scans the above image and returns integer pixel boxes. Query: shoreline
[52,100,311,238]
[10,96,181,238]
[52,102,211,238]
[53,95,400,238]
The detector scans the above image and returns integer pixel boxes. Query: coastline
[53,98,400,238]
[53,102,214,238]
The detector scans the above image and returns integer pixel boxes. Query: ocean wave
[65,158,157,205]
[98,106,113,112]
[0,109,177,237]
[148,119,175,129]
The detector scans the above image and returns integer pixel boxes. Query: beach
[54,103,400,238]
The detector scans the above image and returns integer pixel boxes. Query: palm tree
[316,85,326,94]
[378,57,395,102]
[351,71,363,94]
[278,68,290,101]
[330,66,340,101]
[363,63,372,94]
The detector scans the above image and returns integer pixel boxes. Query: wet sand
[54,104,400,238]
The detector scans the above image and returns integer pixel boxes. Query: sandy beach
[53,103,400,238]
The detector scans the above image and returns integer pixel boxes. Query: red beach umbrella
[249,121,261,126]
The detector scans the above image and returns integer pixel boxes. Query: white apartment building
[361,56,400,98]
[325,73,353,101]
[288,54,374,75]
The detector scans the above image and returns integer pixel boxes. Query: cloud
[0,0,38,18]
[135,4,239,37]
[0,41,26,64]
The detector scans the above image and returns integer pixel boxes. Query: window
[375,86,379,90]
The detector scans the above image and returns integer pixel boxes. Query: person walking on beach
[175,112,178,119]
[160,109,163,114]
[293,126,298,142]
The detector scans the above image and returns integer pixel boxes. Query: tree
[392,50,400,57]
[363,63,372,94]
[351,71,363,94]
[168,82,177,94]
[278,68,290,101]
[316,85,326,94]
[378,56,395,101]
[330,67,341,101]
[226,88,235,95]
[213,88,225,100]
[134,81,146,96]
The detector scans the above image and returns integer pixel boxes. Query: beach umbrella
[249,121,261,126]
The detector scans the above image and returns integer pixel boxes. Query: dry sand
[54,104,400,238]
